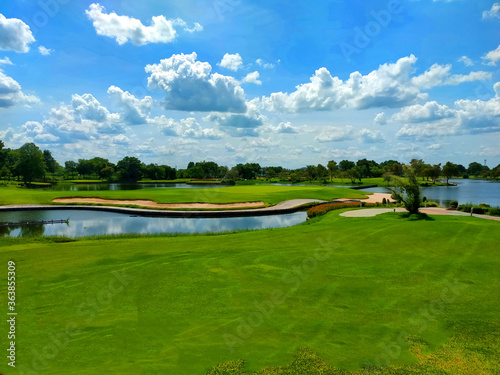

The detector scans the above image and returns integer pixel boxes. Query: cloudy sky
[1,0,499,168]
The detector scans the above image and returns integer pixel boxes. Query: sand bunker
[338,192,394,204]
[52,198,265,209]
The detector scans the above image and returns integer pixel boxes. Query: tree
[442,161,459,185]
[388,166,421,214]
[0,165,10,180]
[316,164,328,180]
[43,150,58,180]
[0,140,6,168]
[100,166,114,181]
[226,166,239,180]
[76,159,94,178]
[89,157,113,179]
[16,143,46,185]
[339,160,355,172]
[410,159,425,180]
[468,162,483,177]
[356,159,377,178]
[347,167,360,183]
[65,161,78,179]
[429,163,441,183]
[387,162,403,176]
[383,172,392,186]
[305,165,317,181]
[117,156,143,182]
[327,160,338,181]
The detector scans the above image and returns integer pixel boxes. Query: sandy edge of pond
[52,198,266,209]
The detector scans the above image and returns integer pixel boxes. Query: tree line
[1,140,499,185]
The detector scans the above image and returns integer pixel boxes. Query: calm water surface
[364,179,500,207]
[0,210,307,238]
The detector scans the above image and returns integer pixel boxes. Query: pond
[0,210,307,238]
[364,179,500,207]
[45,183,222,191]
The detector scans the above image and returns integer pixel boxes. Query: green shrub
[420,200,438,207]
[457,203,487,214]
[450,200,458,209]
[487,206,500,217]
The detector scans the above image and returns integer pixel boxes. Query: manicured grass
[0,211,498,374]
[0,185,368,206]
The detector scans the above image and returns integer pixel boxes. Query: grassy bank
[0,185,367,206]
[0,210,498,374]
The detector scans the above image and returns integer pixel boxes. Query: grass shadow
[398,212,435,221]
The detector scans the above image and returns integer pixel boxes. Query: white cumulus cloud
[0,70,39,108]
[85,3,201,46]
[107,86,153,125]
[145,52,247,113]
[315,125,354,142]
[0,57,12,65]
[483,44,500,66]
[0,14,35,53]
[483,3,500,19]
[218,53,243,71]
[242,71,262,85]
[151,116,224,139]
[411,63,491,89]
[458,56,474,67]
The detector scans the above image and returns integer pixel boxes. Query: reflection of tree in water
[0,225,13,237]
[20,224,45,237]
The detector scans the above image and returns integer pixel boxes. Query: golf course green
[1,206,499,374]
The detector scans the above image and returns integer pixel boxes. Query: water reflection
[0,210,306,238]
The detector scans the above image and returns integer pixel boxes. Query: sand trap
[338,192,394,204]
[52,198,265,209]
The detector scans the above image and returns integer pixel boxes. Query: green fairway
[1,210,499,374]
[0,185,367,206]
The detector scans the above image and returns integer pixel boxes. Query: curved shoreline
[0,199,327,218]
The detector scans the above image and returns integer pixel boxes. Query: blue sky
[1,0,499,168]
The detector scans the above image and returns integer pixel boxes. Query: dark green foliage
[449,200,458,209]
[388,167,421,214]
[117,156,143,181]
[16,142,46,184]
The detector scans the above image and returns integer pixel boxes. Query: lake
[364,179,500,207]
[0,209,307,238]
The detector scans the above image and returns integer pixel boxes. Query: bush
[426,201,439,207]
[487,207,500,216]
[449,200,458,209]
[307,201,374,218]
[382,198,387,205]
[457,203,487,214]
